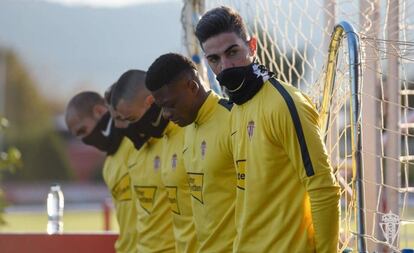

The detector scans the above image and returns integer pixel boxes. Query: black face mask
[216,61,272,105]
[82,112,123,155]
[123,103,168,150]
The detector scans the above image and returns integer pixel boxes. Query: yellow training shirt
[183,91,237,253]
[102,138,138,253]
[162,123,199,253]
[231,78,340,253]
[128,136,175,253]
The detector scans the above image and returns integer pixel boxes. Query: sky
[0,0,184,103]
[44,0,178,8]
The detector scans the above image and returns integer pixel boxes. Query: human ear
[248,36,257,56]
[144,94,154,108]
[92,104,107,119]
[188,79,200,95]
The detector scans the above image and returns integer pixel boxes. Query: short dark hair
[111,69,147,108]
[146,53,197,92]
[195,6,248,45]
[104,83,116,105]
[66,91,105,119]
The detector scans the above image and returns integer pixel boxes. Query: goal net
[181,0,414,252]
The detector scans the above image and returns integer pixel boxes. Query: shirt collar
[163,122,180,138]
[194,91,219,126]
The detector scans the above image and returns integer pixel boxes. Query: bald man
[111,69,198,253]
[65,91,139,253]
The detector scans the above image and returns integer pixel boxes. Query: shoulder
[102,156,112,182]
[264,78,317,114]
[166,126,185,147]
[114,138,134,159]
[263,79,319,133]
[267,79,315,106]
[103,156,112,169]
[215,98,234,128]
[217,98,233,112]
[111,138,130,153]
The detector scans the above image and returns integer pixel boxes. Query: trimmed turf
[0,210,119,233]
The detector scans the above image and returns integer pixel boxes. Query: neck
[194,85,209,113]
[216,61,272,105]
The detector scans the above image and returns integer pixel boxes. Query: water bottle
[47,184,64,234]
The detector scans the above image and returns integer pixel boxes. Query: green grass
[400,225,414,249]
[0,210,119,233]
[2,209,414,249]
[401,209,414,248]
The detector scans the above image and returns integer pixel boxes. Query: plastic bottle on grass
[47,184,64,234]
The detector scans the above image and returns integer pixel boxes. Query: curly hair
[145,53,197,92]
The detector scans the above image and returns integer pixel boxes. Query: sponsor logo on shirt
[154,155,161,172]
[236,160,246,190]
[187,172,204,204]
[247,120,255,140]
[111,173,132,201]
[171,154,177,170]
[166,186,180,215]
[201,140,207,160]
[134,186,157,214]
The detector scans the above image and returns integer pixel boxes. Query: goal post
[323,20,367,252]
[181,1,414,251]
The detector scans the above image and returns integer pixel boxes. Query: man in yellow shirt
[146,53,237,253]
[65,91,138,253]
[111,69,198,252]
[160,121,199,253]
[194,6,341,253]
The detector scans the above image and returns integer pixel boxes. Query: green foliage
[0,148,22,225]
[0,116,21,226]
[0,189,5,225]
[1,49,72,182]
[0,117,8,130]
[5,131,72,181]
[0,48,73,226]
[4,51,51,138]
[0,147,22,171]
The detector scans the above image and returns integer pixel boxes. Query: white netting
[357,1,414,251]
[324,28,356,251]
[182,0,414,251]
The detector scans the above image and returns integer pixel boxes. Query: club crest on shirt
[171,153,177,170]
[201,140,207,160]
[247,120,255,140]
[154,155,161,171]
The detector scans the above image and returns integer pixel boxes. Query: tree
[1,49,72,182]
[0,117,21,225]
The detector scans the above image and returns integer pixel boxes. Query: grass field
[401,225,414,249]
[2,208,414,249]
[0,209,119,233]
